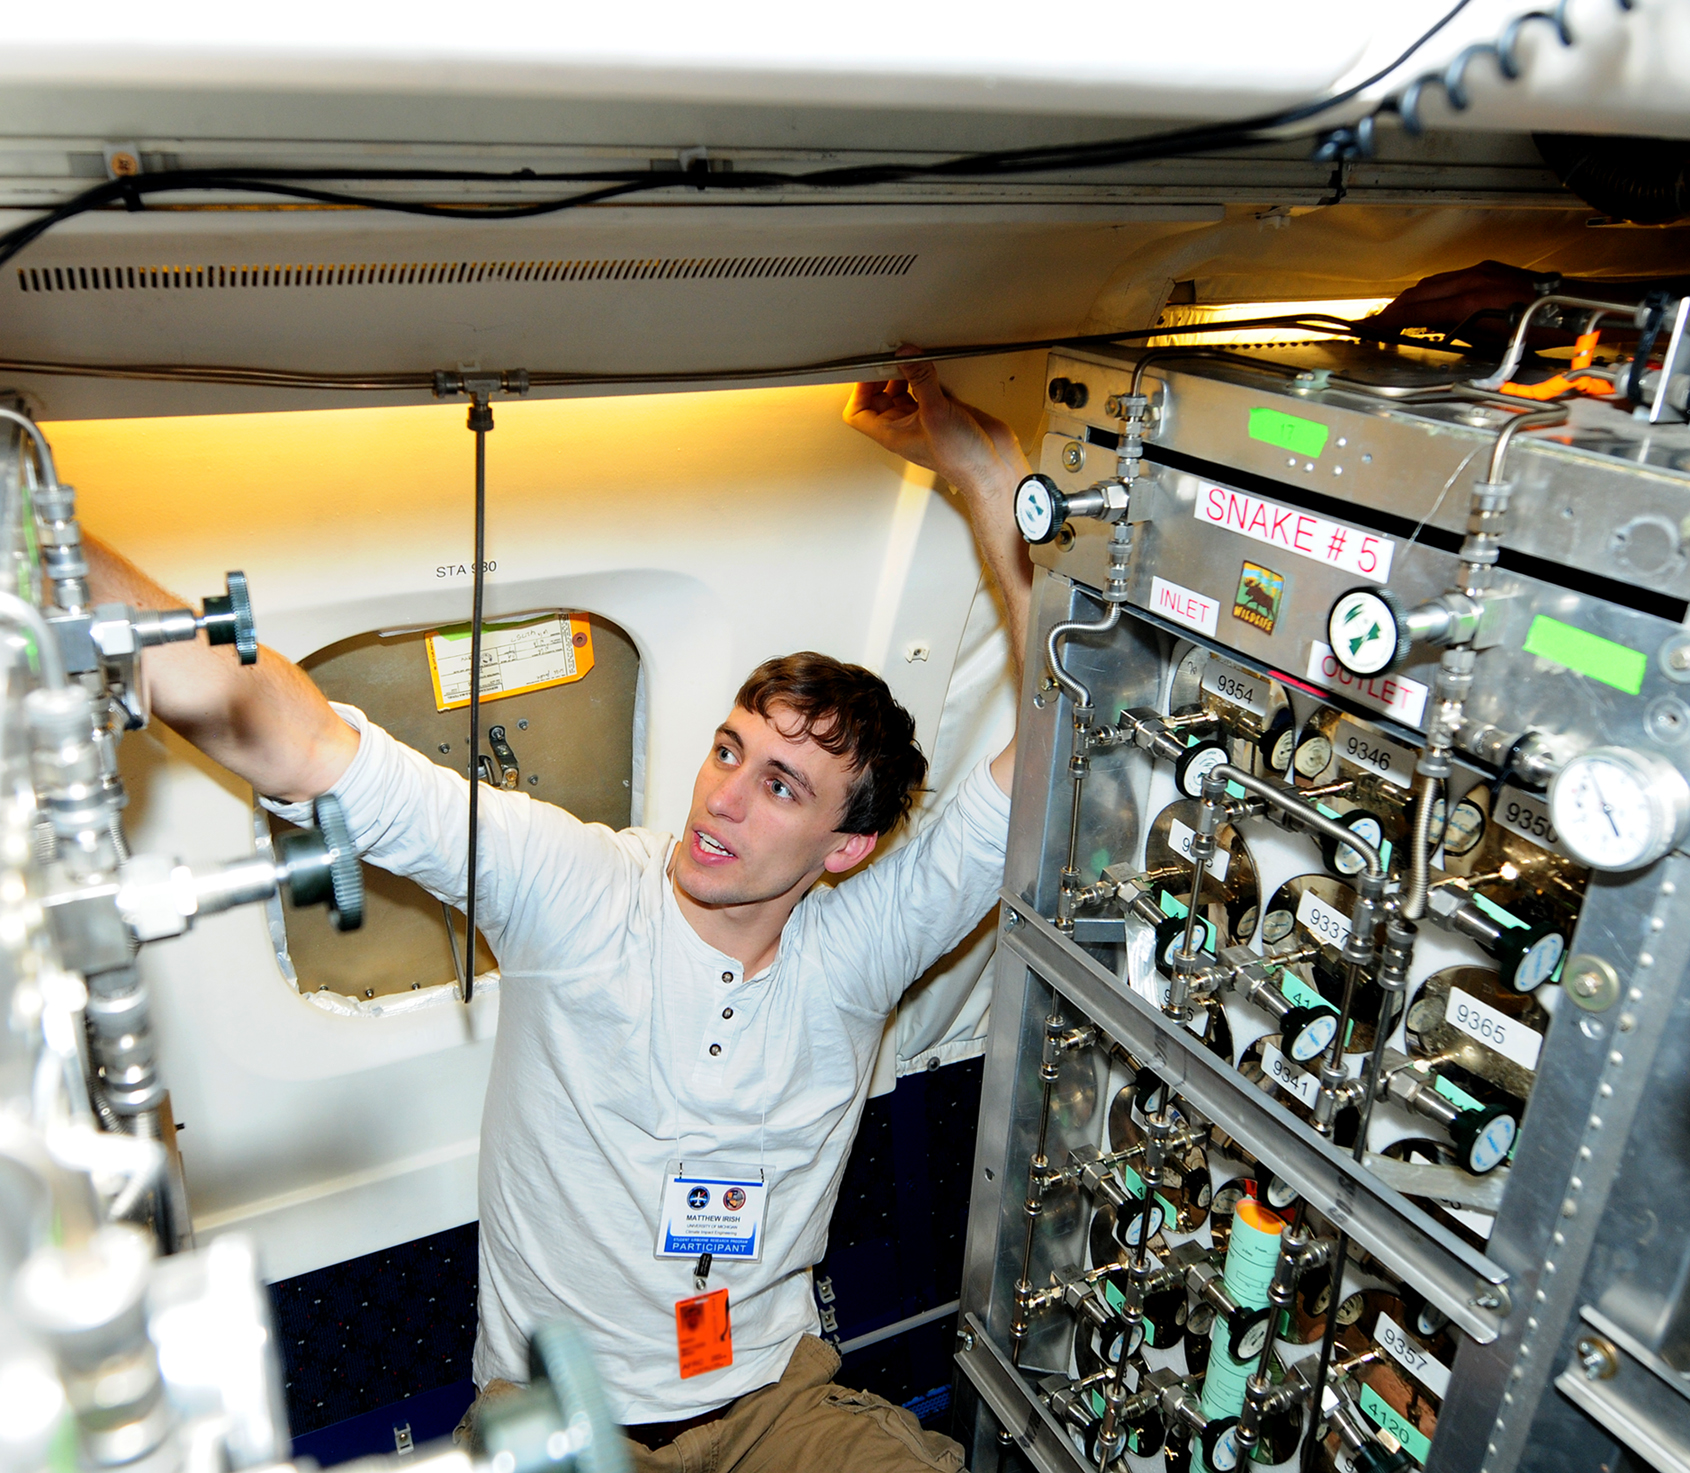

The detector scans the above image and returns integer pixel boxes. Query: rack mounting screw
[1575,1336,1618,1381]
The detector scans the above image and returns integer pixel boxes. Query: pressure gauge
[1176,740,1230,799]
[1260,712,1296,774]
[1112,1193,1166,1247]
[1450,1104,1518,1176]
[1228,1305,1273,1363]
[1013,473,1066,544]
[1548,746,1690,871]
[1327,586,1411,677]
[1294,731,1334,779]
[1443,795,1488,858]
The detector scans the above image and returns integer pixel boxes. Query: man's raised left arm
[844,360,1034,794]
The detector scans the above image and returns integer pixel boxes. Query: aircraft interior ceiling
[5,3,1690,1470]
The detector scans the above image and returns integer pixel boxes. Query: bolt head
[1062,442,1085,471]
[1672,645,1690,671]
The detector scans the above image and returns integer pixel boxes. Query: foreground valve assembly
[956,322,1690,1473]
[0,407,621,1473]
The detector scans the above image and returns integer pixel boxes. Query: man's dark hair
[735,653,928,836]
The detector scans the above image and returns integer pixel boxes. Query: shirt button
[721,971,734,984]
[722,1008,734,1020]
[709,1043,722,1056]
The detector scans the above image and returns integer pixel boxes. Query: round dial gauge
[1261,719,1296,774]
[1176,740,1231,799]
[1294,733,1334,779]
[1444,795,1487,857]
[1013,474,1064,544]
[1327,586,1409,677]
[1549,747,1690,871]
[1229,1307,1272,1363]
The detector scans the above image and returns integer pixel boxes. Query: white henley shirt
[270,704,1010,1423]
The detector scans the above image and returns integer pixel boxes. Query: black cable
[0,311,1467,396]
[463,397,493,1006]
[0,3,1479,272]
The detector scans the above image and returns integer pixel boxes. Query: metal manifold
[0,406,623,1473]
[955,332,1690,1473]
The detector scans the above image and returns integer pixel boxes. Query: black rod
[463,398,493,1003]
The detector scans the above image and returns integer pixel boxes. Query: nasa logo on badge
[687,1186,710,1210]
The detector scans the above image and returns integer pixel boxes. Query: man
[88,359,1034,1471]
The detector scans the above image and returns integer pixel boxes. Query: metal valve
[1014,473,1130,544]
[118,794,363,942]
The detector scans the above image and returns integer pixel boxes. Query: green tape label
[1277,970,1330,1012]
[1522,615,1647,696]
[1248,406,1329,459]
[1360,1385,1432,1465]
[1119,1165,1178,1229]
[1157,890,1217,951]
[1434,1074,1484,1113]
[1470,892,1528,931]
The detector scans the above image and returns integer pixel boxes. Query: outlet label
[1306,641,1430,726]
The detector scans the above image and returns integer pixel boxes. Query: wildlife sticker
[1233,562,1284,634]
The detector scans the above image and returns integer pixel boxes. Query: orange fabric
[1499,329,1614,400]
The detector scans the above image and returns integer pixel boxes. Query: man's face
[673,704,877,909]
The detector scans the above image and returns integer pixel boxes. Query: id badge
[655,1161,768,1263]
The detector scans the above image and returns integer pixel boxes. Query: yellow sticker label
[425,614,594,712]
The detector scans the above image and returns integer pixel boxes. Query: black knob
[277,795,364,931]
[1047,376,1089,409]
[1355,1440,1418,1473]
[199,571,258,666]
[1014,473,1068,544]
[1326,586,1410,678]
[1489,923,1566,993]
[1449,1102,1518,1176]
[1175,740,1230,800]
[1201,1414,1243,1472]
[1153,914,1209,980]
[1320,808,1385,878]
[1280,1003,1340,1065]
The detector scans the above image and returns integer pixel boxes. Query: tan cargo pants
[456,1334,966,1473]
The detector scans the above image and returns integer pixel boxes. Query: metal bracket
[999,889,1510,1342]
[1553,1306,1690,1473]
[954,1311,1092,1473]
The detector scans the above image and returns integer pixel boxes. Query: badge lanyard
[655,948,777,1378]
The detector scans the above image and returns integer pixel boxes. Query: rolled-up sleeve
[261,702,631,962]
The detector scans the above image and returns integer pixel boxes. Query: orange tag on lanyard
[676,1288,733,1378]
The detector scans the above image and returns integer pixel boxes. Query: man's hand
[844,359,1029,498]
[845,357,1035,794]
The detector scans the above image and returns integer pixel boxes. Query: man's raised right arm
[86,535,358,802]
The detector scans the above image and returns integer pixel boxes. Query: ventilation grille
[15,253,920,294]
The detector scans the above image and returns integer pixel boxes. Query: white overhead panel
[0,204,1220,419]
